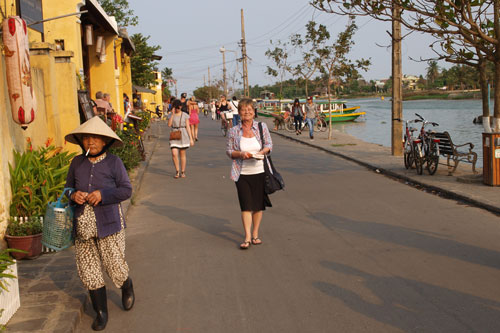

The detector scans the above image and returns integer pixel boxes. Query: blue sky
[128,0,442,95]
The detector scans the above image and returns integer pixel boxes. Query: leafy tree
[265,40,291,99]
[289,21,330,97]
[97,0,138,27]
[130,33,161,88]
[312,0,500,130]
[316,17,370,138]
[193,86,222,102]
[426,61,439,88]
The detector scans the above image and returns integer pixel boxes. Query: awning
[133,85,156,94]
[119,28,135,53]
[81,0,118,35]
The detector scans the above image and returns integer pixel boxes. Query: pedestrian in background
[180,92,189,114]
[168,99,194,178]
[292,98,304,135]
[226,98,273,250]
[210,100,216,120]
[230,96,239,126]
[188,96,200,141]
[304,96,318,140]
[64,117,135,331]
[215,100,221,120]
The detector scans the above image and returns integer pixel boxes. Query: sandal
[180,171,186,178]
[174,171,180,179]
[251,238,262,245]
[240,241,251,250]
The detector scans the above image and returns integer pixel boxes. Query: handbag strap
[57,187,74,207]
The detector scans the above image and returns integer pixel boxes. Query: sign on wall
[16,0,43,34]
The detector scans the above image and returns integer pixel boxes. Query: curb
[272,130,500,216]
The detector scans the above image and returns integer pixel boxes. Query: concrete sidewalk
[260,117,499,215]
[5,121,163,332]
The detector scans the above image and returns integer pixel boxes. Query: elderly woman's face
[239,103,255,121]
[82,134,107,155]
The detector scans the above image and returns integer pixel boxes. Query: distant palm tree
[426,61,439,88]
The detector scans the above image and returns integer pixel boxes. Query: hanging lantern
[85,25,93,46]
[95,35,103,53]
[2,16,36,130]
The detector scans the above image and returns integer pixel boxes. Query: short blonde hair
[238,98,254,112]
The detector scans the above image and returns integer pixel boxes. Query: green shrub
[9,139,77,217]
[110,124,142,171]
[6,217,42,236]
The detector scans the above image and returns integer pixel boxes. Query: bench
[433,131,478,175]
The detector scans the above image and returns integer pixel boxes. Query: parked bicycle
[403,118,422,174]
[284,113,326,133]
[415,113,440,175]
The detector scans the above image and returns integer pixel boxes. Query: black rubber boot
[89,287,108,331]
[121,277,135,311]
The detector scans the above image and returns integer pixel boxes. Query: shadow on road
[141,201,241,245]
[314,261,500,332]
[309,211,500,270]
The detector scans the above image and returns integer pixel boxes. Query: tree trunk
[305,79,309,98]
[478,56,492,132]
[391,3,403,155]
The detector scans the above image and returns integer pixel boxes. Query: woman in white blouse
[226,98,273,249]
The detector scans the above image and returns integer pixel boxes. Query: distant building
[402,75,420,90]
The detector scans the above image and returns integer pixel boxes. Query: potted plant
[6,138,76,259]
[5,217,43,259]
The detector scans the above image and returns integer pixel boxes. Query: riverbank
[338,89,482,101]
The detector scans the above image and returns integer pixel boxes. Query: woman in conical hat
[64,117,134,331]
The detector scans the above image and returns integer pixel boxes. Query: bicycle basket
[42,188,75,251]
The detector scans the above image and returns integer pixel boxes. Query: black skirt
[235,173,272,211]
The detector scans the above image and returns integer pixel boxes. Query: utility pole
[220,46,228,96]
[391,3,403,156]
[208,66,212,101]
[240,9,249,97]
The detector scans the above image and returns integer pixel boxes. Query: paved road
[77,117,500,332]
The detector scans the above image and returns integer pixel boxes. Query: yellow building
[0,0,135,240]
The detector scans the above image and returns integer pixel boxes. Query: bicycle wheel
[426,140,439,175]
[221,123,227,137]
[413,142,423,175]
[314,119,322,132]
[403,138,413,169]
[285,118,295,132]
[320,118,327,132]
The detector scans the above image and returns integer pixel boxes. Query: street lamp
[220,46,227,96]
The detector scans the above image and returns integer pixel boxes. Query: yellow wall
[42,0,85,74]
[88,34,120,114]
[154,71,163,108]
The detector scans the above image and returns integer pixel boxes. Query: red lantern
[2,16,36,129]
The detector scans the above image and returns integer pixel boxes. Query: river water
[334,97,487,167]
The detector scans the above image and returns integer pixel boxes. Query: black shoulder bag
[258,122,285,194]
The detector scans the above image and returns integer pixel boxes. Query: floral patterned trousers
[75,204,129,290]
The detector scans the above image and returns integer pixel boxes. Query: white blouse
[240,136,264,175]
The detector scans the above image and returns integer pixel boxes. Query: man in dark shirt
[180,92,189,114]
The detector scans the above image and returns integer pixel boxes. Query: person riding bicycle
[219,95,232,128]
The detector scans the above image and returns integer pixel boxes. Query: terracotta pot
[5,233,43,259]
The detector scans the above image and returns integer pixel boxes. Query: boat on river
[256,99,365,122]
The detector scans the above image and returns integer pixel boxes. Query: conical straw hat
[65,116,123,148]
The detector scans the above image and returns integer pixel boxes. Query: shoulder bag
[258,122,285,194]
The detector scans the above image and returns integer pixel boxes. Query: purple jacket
[65,153,132,238]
